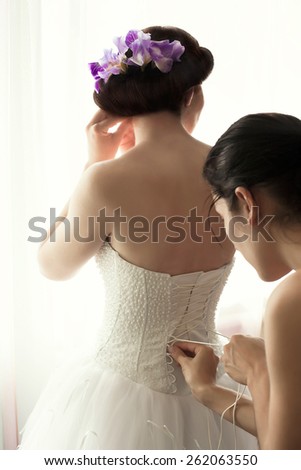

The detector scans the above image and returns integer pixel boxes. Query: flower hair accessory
[89,30,185,92]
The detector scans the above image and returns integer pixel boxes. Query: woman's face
[213,197,253,263]
[214,194,291,281]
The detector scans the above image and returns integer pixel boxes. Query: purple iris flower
[89,48,126,91]
[89,30,185,92]
[127,32,184,71]
[113,36,128,55]
[125,30,140,47]
[149,40,185,72]
[88,62,105,92]
[126,31,153,67]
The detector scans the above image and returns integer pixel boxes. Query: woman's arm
[170,342,257,436]
[222,272,301,449]
[255,271,301,449]
[221,335,268,443]
[38,111,132,280]
[38,164,108,280]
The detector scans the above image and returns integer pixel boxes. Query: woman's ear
[184,87,195,107]
[234,187,257,225]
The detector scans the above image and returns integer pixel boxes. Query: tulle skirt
[19,356,258,450]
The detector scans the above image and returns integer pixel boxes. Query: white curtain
[1,0,300,450]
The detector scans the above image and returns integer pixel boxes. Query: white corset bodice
[20,243,257,451]
[95,243,232,395]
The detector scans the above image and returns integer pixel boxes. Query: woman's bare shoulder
[265,270,301,323]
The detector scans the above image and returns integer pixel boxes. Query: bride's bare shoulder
[189,136,212,158]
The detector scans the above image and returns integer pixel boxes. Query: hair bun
[94,26,214,116]
[198,47,214,82]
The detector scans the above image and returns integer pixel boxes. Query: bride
[20,26,257,449]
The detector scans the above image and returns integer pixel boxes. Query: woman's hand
[222,334,266,386]
[85,109,134,167]
[170,340,257,435]
[169,342,219,401]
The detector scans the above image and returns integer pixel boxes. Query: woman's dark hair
[93,26,213,116]
[203,113,301,221]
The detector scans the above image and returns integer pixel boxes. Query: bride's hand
[169,342,219,401]
[85,109,133,167]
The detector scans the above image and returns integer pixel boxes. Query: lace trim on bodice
[94,243,233,394]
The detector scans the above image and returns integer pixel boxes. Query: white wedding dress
[19,243,257,450]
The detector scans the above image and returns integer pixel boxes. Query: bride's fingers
[86,109,107,128]
[89,118,122,135]
[86,110,125,133]
[114,119,131,136]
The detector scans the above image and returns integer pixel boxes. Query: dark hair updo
[93,26,214,116]
[203,113,301,223]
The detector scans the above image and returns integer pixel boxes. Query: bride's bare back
[93,112,234,275]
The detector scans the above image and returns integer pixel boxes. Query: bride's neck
[132,112,187,144]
